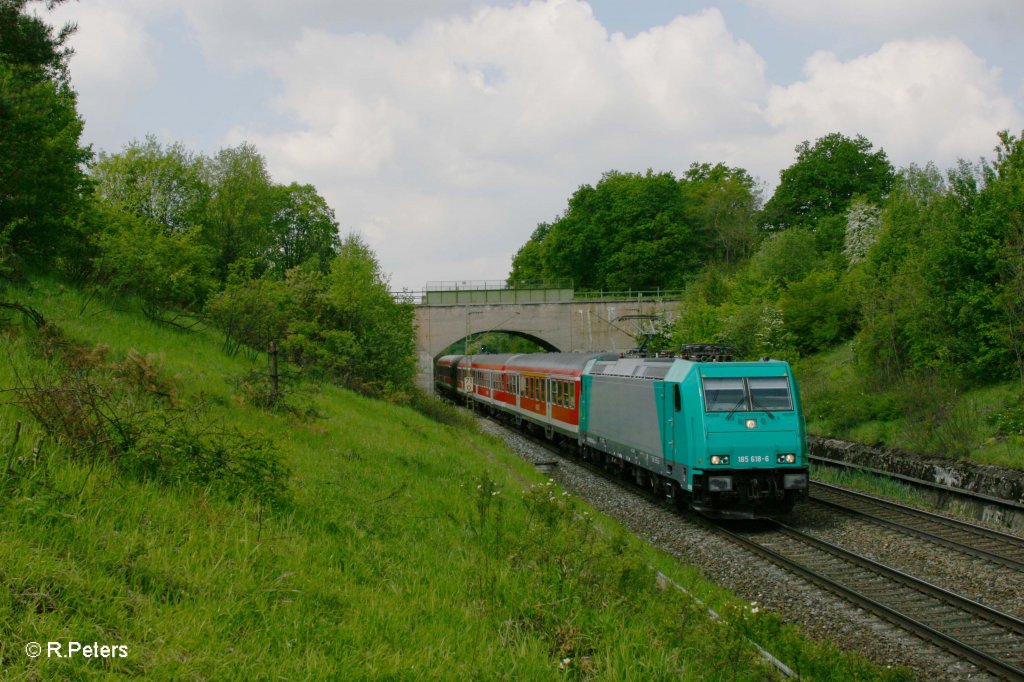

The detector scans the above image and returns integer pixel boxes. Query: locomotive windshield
[703,376,793,413]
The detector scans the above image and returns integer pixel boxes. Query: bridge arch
[415,296,681,391]
[433,330,559,359]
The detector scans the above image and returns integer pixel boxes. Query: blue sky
[49,0,1024,290]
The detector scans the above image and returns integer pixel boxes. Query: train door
[656,382,679,464]
[545,377,552,423]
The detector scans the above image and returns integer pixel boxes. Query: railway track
[485,415,1024,678]
[809,481,1024,571]
[810,454,1024,520]
[704,517,1024,681]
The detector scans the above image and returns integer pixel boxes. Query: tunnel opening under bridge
[435,330,558,358]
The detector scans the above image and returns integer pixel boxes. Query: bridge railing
[425,278,574,291]
[396,287,685,305]
[571,288,686,301]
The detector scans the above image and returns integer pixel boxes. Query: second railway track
[809,481,1024,571]
[483,414,1024,679]
[707,517,1024,681]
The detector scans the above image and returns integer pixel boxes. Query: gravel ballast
[481,418,1018,681]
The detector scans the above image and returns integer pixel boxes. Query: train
[434,345,808,518]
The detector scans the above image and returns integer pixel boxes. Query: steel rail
[700,517,1024,681]
[809,481,1024,571]
[809,454,1024,515]
[482,416,800,678]
[481,412,1024,679]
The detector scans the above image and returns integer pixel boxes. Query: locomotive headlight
[708,476,733,492]
[776,453,797,464]
[745,419,757,429]
[710,455,730,466]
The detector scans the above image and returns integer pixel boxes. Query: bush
[126,414,290,505]
[11,324,290,505]
[93,208,217,311]
[205,259,292,356]
[988,394,1024,436]
[750,228,818,283]
[779,269,859,353]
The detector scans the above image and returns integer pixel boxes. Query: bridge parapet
[413,284,682,391]
[420,279,572,305]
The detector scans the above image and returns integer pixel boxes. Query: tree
[264,183,340,277]
[507,223,549,286]
[855,165,951,381]
[508,164,761,290]
[0,0,75,78]
[92,206,216,312]
[91,136,209,234]
[779,269,859,353]
[749,228,818,284]
[682,162,762,264]
[982,130,1024,385]
[204,143,276,279]
[763,133,895,236]
[320,235,416,393]
[843,198,883,266]
[0,0,91,265]
[514,170,697,290]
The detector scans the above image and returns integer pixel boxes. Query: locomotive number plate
[735,455,771,464]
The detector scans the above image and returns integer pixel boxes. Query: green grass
[794,342,1024,469]
[0,279,909,680]
[811,466,931,509]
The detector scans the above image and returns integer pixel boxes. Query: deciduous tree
[763,133,895,236]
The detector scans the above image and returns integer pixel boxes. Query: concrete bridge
[413,283,682,390]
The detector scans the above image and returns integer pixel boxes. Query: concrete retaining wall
[808,436,1024,505]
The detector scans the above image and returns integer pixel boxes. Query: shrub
[11,325,289,505]
[779,269,859,353]
[988,394,1024,436]
[93,208,217,311]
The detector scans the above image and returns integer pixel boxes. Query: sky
[44,0,1024,291]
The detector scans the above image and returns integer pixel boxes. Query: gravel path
[480,418,1016,681]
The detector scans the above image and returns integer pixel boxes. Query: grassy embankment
[0,279,909,680]
[795,343,1024,470]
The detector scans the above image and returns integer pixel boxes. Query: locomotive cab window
[702,376,793,413]
[748,377,793,411]
[703,377,746,412]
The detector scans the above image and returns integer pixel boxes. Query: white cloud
[764,38,1019,171]
[223,2,774,288]
[174,0,499,67]
[744,0,1024,35]
[45,1,162,145]
[35,0,1024,291]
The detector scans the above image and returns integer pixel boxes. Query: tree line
[511,130,1024,392]
[1,1,415,397]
